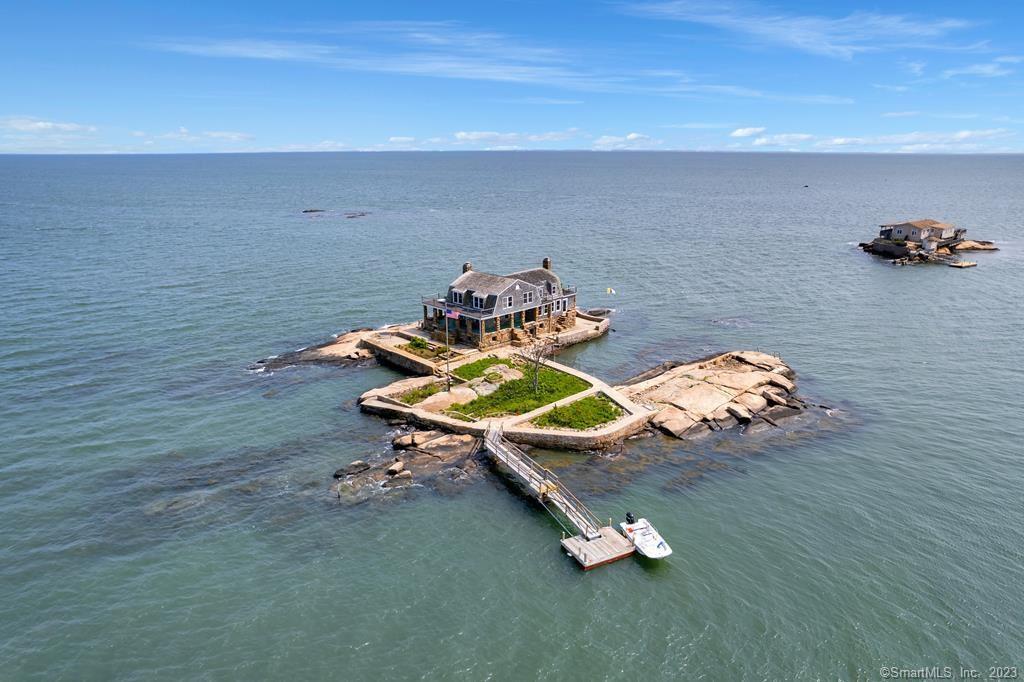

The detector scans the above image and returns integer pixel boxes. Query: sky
[2,0,1024,154]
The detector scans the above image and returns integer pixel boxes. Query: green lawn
[452,356,508,380]
[445,366,589,419]
[533,395,622,430]
[397,382,442,405]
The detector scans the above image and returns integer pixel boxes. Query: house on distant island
[421,258,578,349]
[878,219,965,252]
[861,217,997,266]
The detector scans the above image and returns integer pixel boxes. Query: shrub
[408,336,429,350]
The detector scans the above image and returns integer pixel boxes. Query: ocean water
[1,152,1022,680]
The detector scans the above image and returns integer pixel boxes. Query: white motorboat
[619,513,672,559]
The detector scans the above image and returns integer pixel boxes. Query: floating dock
[483,424,634,569]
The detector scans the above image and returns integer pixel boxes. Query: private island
[860,218,998,268]
[257,258,823,568]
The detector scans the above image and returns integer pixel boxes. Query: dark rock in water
[383,470,413,487]
[333,431,484,503]
[585,308,613,317]
[713,414,739,431]
[763,404,802,421]
[344,211,370,219]
[302,208,325,213]
[335,460,370,478]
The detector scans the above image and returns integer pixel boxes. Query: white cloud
[160,126,196,141]
[882,111,920,117]
[626,2,974,59]
[495,97,584,105]
[872,83,910,92]
[592,132,661,150]
[752,133,813,146]
[730,126,765,137]
[817,128,1013,147]
[452,128,580,145]
[152,24,850,105]
[202,130,253,141]
[942,62,1014,78]
[388,136,416,143]
[1,117,96,133]
[662,122,732,129]
[902,60,926,75]
[995,55,1024,63]
[152,127,252,143]
[154,39,337,62]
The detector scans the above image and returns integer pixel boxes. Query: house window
[553,299,562,312]
[472,295,485,309]
[542,304,549,315]
[523,291,534,305]
[451,291,463,304]
[505,295,514,308]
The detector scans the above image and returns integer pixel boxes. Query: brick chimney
[463,262,473,273]
[542,257,552,270]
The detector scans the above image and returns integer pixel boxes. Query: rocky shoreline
[252,326,390,371]
[330,430,485,501]
[617,351,823,440]
[333,350,834,502]
[860,237,998,266]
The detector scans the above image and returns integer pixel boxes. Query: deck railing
[421,285,578,318]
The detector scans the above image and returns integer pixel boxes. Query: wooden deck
[561,527,634,570]
[483,424,635,569]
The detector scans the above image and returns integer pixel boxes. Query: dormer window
[472,295,485,309]
[505,295,514,308]
[451,291,464,304]
[523,291,534,305]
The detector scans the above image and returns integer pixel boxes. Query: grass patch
[397,382,442,405]
[400,338,449,359]
[452,356,509,380]
[445,366,589,419]
[533,395,622,430]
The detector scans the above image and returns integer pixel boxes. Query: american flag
[445,308,460,319]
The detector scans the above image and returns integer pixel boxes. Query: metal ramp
[483,424,634,569]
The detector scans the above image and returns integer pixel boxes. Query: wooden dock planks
[561,527,635,570]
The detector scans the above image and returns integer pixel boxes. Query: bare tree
[522,339,556,393]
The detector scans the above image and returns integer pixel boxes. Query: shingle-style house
[879,219,963,243]
[421,258,578,349]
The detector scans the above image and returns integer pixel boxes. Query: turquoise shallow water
[1,152,1022,680]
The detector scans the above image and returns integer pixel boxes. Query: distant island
[860,218,998,268]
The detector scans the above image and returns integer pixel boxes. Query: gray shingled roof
[449,270,517,296]
[507,267,561,293]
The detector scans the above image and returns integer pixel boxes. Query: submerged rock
[333,431,484,502]
[335,460,370,478]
